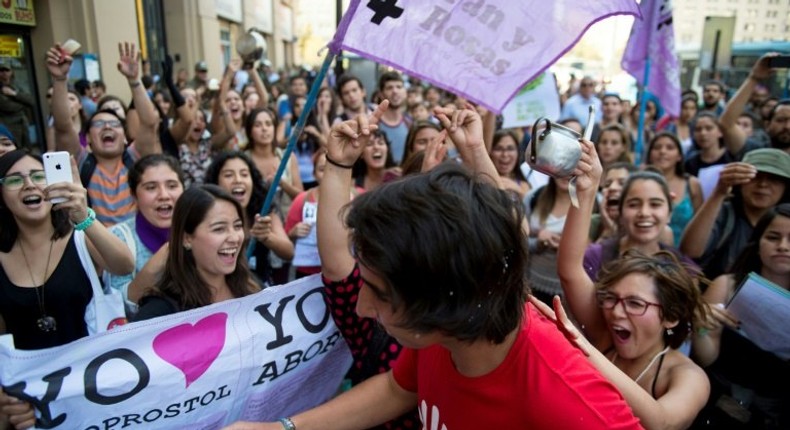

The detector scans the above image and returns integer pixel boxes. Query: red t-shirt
[392,303,644,429]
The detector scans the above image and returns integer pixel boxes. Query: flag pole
[246,52,336,265]
[635,58,650,166]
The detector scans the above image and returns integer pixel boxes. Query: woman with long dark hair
[206,151,293,287]
[134,184,259,320]
[692,204,790,429]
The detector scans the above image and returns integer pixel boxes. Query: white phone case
[43,151,73,204]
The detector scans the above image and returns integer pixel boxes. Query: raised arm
[556,139,610,346]
[720,54,776,157]
[209,97,237,150]
[44,157,134,275]
[45,45,82,156]
[434,104,500,186]
[118,42,160,157]
[210,59,241,134]
[679,162,756,258]
[247,64,270,109]
[162,55,195,144]
[318,101,388,280]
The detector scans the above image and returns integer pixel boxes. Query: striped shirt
[79,148,139,226]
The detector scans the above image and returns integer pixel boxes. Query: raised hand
[751,53,778,80]
[45,44,72,80]
[162,54,175,84]
[433,104,484,152]
[226,59,242,77]
[714,162,757,197]
[570,139,602,194]
[326,100,388,167]
[44,156,90,224]
[117,42,141,81]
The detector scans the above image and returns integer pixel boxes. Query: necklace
[612,346,670,383]
[19,240,56,332]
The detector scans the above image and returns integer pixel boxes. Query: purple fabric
[621,0,681,117]
[331,0,640,113]
[584,238,700,283]
[135,211,170,254]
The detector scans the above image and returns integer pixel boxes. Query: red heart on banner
[152,313,228,388]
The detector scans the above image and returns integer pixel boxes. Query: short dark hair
[75,79,91,96]
[96,95,128,115]
[0,151,71,252]
[336,74,364,95]
[345,163,529,344]
[154,184,256,310]
[128,154,186,197]
[378,71,403,92]
[703,80,726,92]
[82,108,127,137]
[766,99,790,122]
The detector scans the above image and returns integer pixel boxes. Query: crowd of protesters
[0,39,788,430]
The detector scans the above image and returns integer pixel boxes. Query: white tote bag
[75,230,128,335]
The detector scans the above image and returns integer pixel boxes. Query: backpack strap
[79,153,97,188]
[715,203,736,252]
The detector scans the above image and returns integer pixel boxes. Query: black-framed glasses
[596,292,662,316]
[0,170,47,190]
[90,119,123,129]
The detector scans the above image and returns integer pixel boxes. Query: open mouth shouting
[218,247,239,266]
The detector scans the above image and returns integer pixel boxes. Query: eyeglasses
[90,119,123,129]
[596,292,662,316]
[0,170,47,190]
[581,82,595,87]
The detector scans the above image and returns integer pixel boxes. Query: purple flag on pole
[621,0,681,117]
[330,0,640,114]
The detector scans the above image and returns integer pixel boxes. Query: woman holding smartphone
[0,150,134,429]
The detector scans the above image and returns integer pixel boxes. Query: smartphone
[768,55,790,69]
[43,151,73,204]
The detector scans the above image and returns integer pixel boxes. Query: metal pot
[236,31,267,65]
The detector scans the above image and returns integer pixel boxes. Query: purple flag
[621,0,681,117]
[330,0,640,113]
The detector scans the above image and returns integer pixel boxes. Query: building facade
[0,0,297,153]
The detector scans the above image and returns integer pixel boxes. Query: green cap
[742,148,790,180]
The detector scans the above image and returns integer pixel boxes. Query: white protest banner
[0,275,352,430]
[501,73,561,129]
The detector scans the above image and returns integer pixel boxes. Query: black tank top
[0,233,92,350]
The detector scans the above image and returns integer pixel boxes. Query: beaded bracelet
[73,207,96,231]
[278,417,296,430]
[325,155,355,169]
